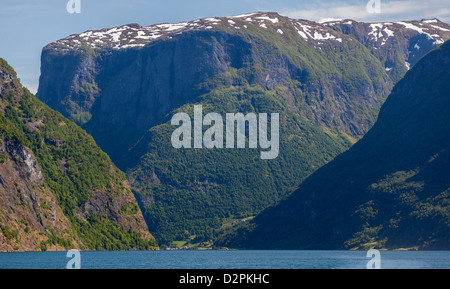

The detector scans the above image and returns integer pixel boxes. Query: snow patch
[396,21,443,44]
[256,16,279,24]
[318,18,342,23]
[231,13,257,19]
[429,24,450,32]
[135,31,151,40]
[120,43,146,49]
[383,27,394,38]
[110,32,122,42]
[204,18,221,23]
[157,22,189,31]
[297,30,308,41]
[312,31,336,41]
[368,24,384,41]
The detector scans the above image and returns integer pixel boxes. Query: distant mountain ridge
[36,12,449,247]
[44,12,450,84]
[49,13,450,54]
[323,18,450,82]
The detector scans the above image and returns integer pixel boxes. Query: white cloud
[24,83,38,94]
[281,0,450,23]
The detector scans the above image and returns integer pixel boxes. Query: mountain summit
[323,18,450,81]
[44,12,450,83]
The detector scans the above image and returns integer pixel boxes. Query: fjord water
[1,250,449,269]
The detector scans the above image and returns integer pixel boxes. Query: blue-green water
[0,250,449,269]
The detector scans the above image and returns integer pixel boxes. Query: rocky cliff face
[0,139,77,252]
[0,58,157,252]
[36,12,450,246]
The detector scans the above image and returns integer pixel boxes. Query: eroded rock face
[0,139,77,252]
[6,141,43,184]
[0,69,14,95]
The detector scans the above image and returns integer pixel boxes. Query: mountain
[323,18,450,82]
[36,12,448,246]
[0,58,157,252]
[220,40,450,250]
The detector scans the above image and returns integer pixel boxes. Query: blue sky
[1,0,449,93]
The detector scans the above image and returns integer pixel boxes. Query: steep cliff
[38,12,397,140]
[0,58,157,251]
